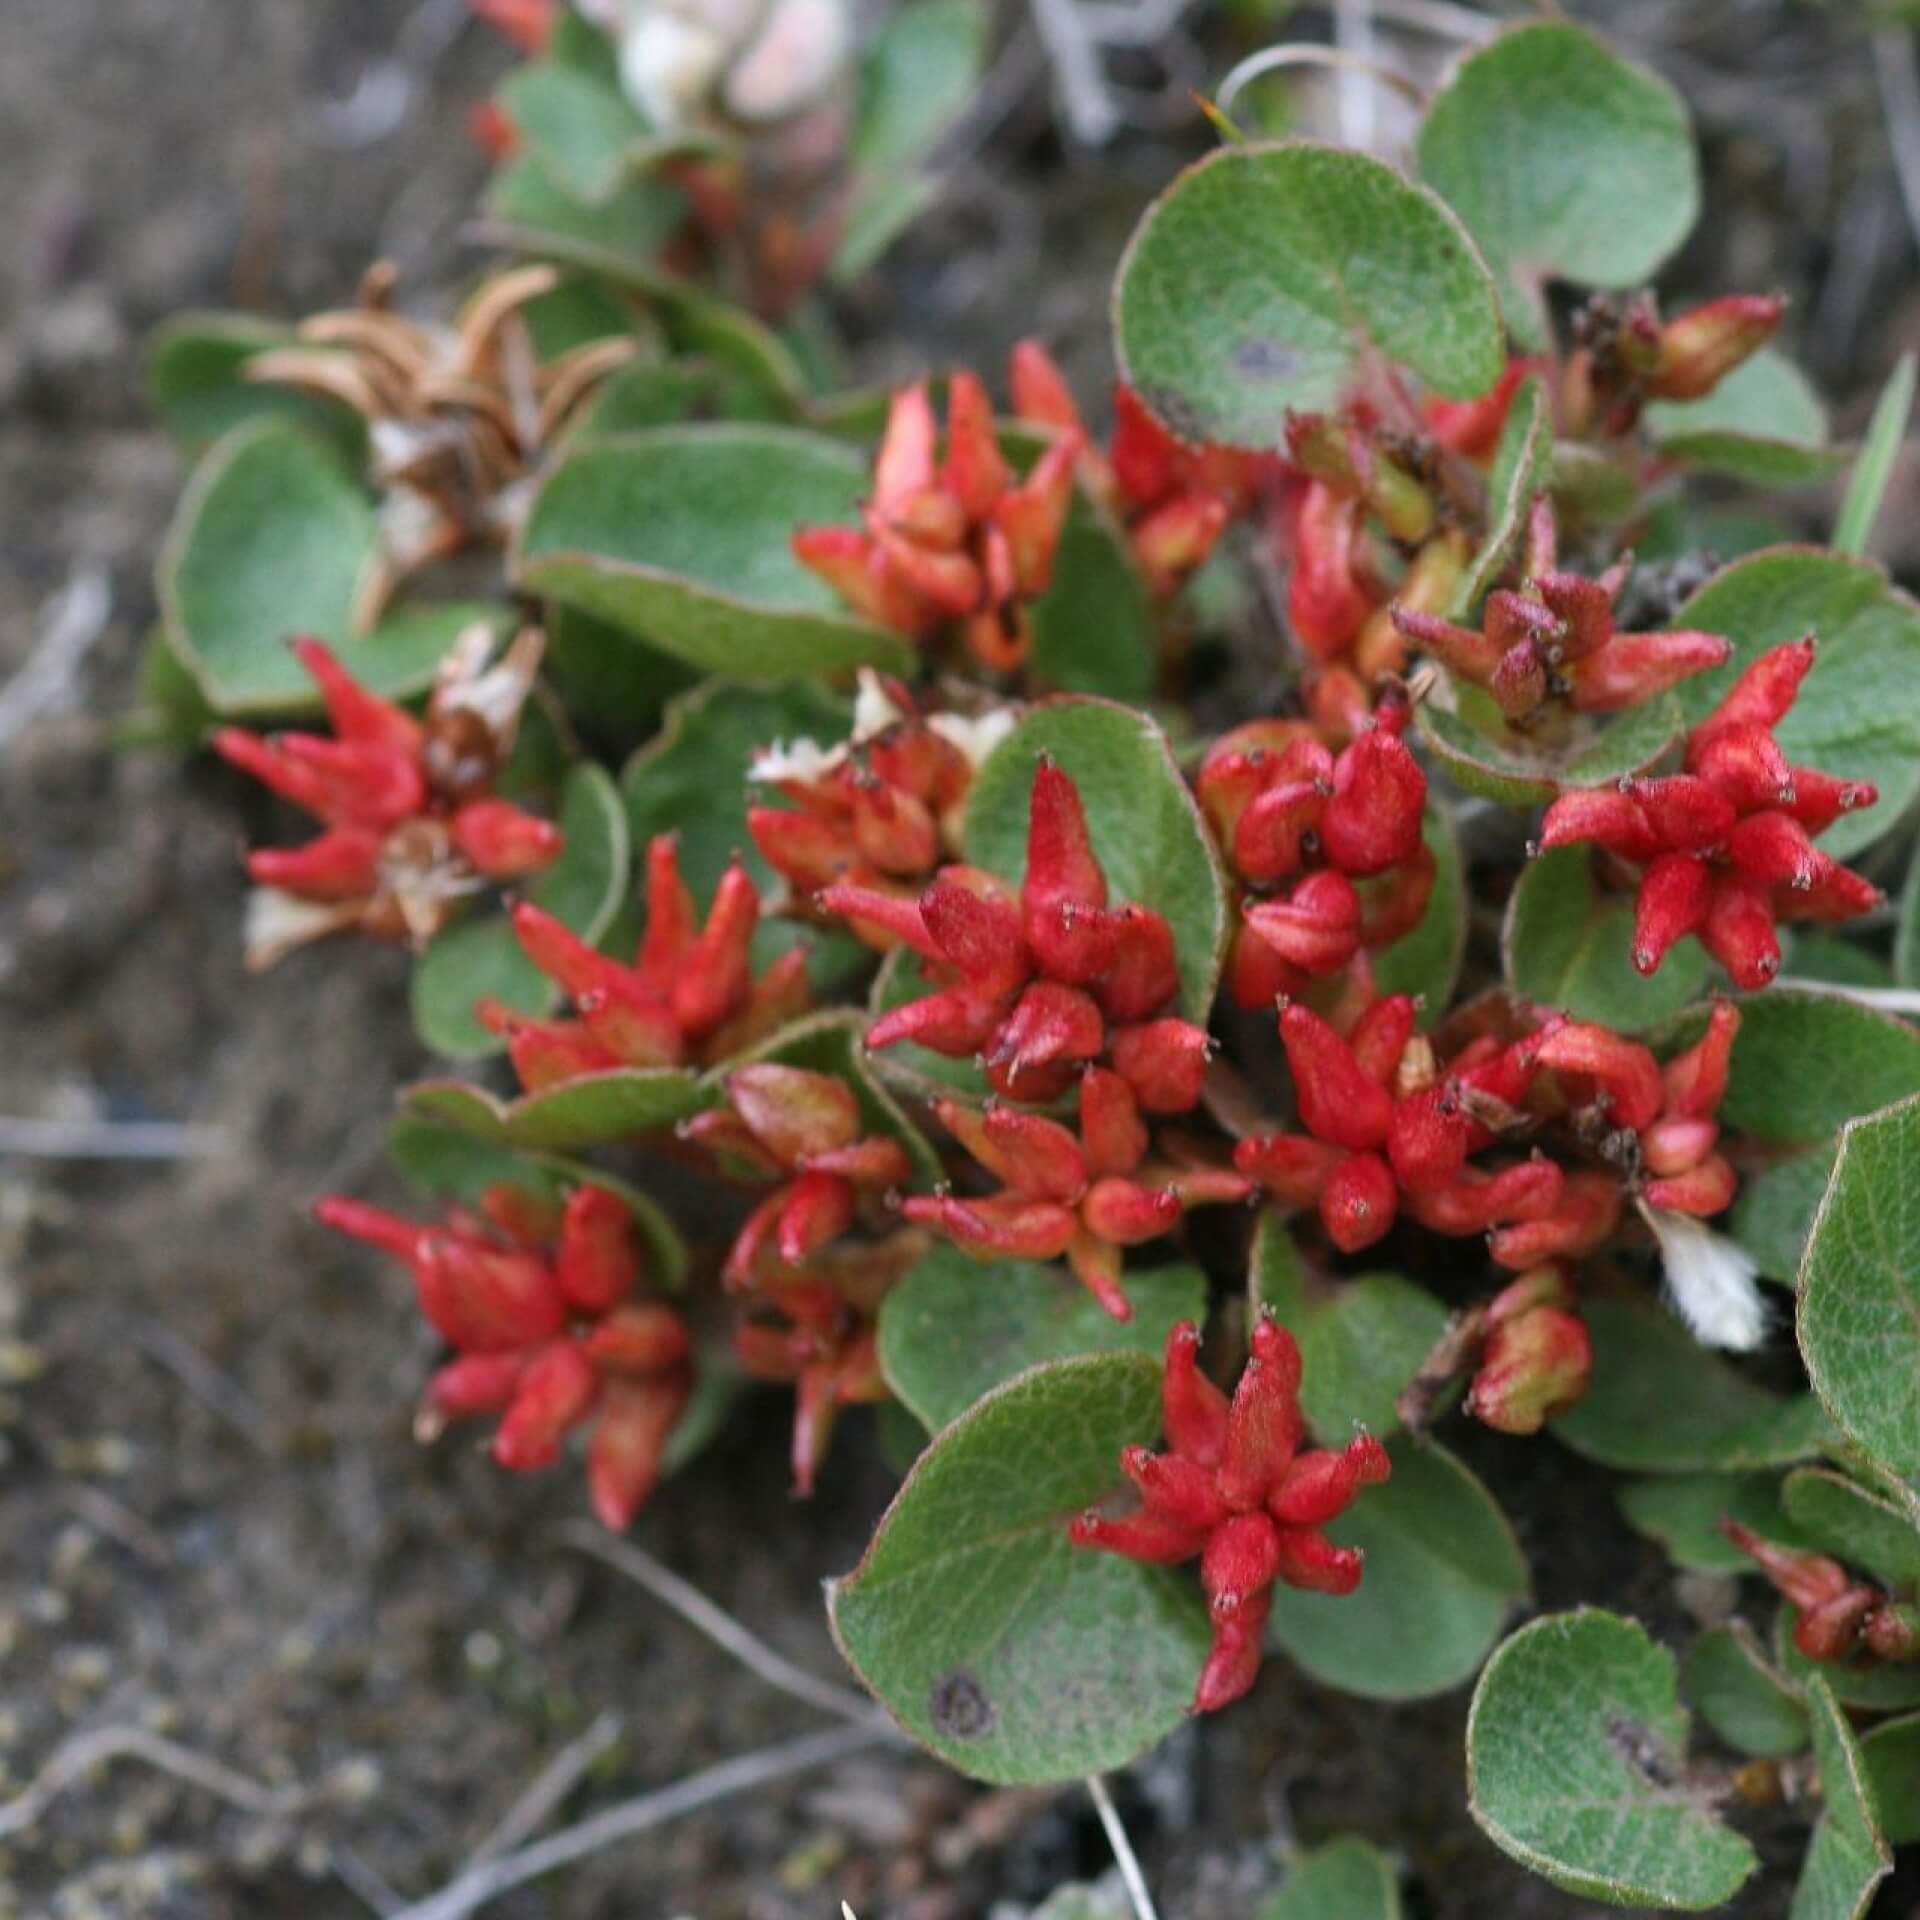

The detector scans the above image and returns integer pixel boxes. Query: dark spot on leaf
[929,1668,995,1741]
[1606,1712,1682,1789]
[1232,338,1305,382]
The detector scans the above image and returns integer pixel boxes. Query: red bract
[746,673,1000,921]
[1720,1522,1917,1665]
[1235,993,1562,1255]
[1197,695,1430,1009]
[315,1182,690,1530]
[818,759,1212,1109]
[1561,290,1785,437]
[904,1071,1250,1320]
[1393,495,1729,723]
[479,833,810,1090]
[680,1063,913,1290]
[1464,1265,1593,1434]
[1537,640,1881,988]
[793,373,1079,672]
[1009,342,1275,595]
[215,626,561,969]
[1072,1317,1390,1711]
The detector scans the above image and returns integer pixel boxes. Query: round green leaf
[1265,1437,1527,1702]
[496,57,649,206]
[828,1352,1210,1784]
[1799,1092,1920,1480]
[1113,141,1504,450]
[1861,1713,1920,1847]
[1682,1624,1809,1758]
[1616,1470,1813,1575]
[1260,1838,1401,1920]
[1790,1671,1891,1920]
[1781,1467,1920,1588]
[1450,373,1552,619]
[1025,486,1156,701]
[1670,546,1920,859]
[1503,847,1712,1030]
[1368,801,1466,1020]
[1553,1297,1829,1473]
[1729,1148,1836,1285]
[159,421,495,716]
[516,427,916,677]
[1467,1610,1758,1909]
[1415,22,1698,346]
[963,698,1230,1020]
[1648,350,1846,488]
[1249,1211,1447,1443]
[409,763,630,1060]
[878,1245,1206,1433]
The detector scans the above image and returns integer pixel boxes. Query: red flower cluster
[216,627,561,970]
[681,1063,917,1491]
[316,1182,690,1529]
[1073,1318,1391,1712]
[904,1074,1249,1319]
[1393,496,1729,723]
[1009,341,1274,595]
[746,676,983,920]
[1539,639,1881,987]
[1236,992,1564,1256]
[819,760,1212,1109]
[1721,1523,1919,1665]
[793,374,1077,672]
[480,834,809,1089]
[1196,695,1431,1010]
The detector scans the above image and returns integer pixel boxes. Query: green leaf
[828,1352,1210,1784]
[1451,374,1551,617]
[409,763,630,1059]
[1647,350,1845,487]
[1671,546,1920,860]
[159,421,497,716]
[1730,1148,1836,1285]
[1776,1606,1920,1712]
[836,0,988,278]
[1861,1712,1920,1846]
[1113,140,1503,450]
[1026,484,1157,701]
[1369,801,1466,1021]
[1466,1610,1758,1909]
[963,698,1230,1021]
[1617,1470,1813,1574]
[1682,1623,1810,1758]
[517,426,915,678]
[1260,1838,1401,1920]
[1265,1437,1526,1701]
[120,627,218,750]
[1783,933,1891,990]
[543,605,696,747]
[482,150,691,276]
[144,314,364,456]
[399,1069,712,1156]
[878,1245,1206,1433]
[1790,1670,1890,1920]
[1415,22,1698,347]
[496,58,650,205]
[1781,1466,1920,1587]
[1799,1091,1920,1480]
[1898,838,1920,987]
[1503,847,1712,1030]
[1553,1297,1828,1473]
[1834,351,1916,558]
[719,1010,940,1187]
[1249,1211,1447,1442]
[1415,677,1681,808]
[385,1110,688,1290]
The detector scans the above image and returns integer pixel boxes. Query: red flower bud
[1132,492,1232,596]
[730,1064,861,1167]
[775,1171,857,1266]
[1650,294,1786,402]
[671,861,760,1040]
[1468,1305,1592,1433]
[1319,1150,1399,1252]
[1488,1168,1622,1270]
[1627,776,1737,855]
[1643,1152,1738,1216]
[1123,1444,1229,1532]
[1662,1000,1739,1119]
[1009,339,1088,439]
[1286,483,1376,663]
[923,870,1030,995]
[987,981,1106,1095]
[996,436,1078,598]
[583,1303,690,1377]
[1409,1156,1566,1238]
[1632,852,1713,976]
[1390,605,1506,684]
[1234,1131,1346,1209]
[1320,730,1426,876]
[866,983,1008,1057]
[1279,1002,1393,1151]
[493,1340,599,1472]
[246,826,385,900]
[1387,1086,1472,1195]
[1700,876,1781,990]
[1865,1603,1920,1662]
[1095,907,1181,1023]
[933,1098,1089,1205]
[1268,1432,1390,1525]
[1570,629,1731,713]
[1162,1320,1230,1466]
[1109,1017,1212,1114]
[1778,862,1883,925]
[941,371,1013,521]
[553,1186,641,1312]
[1782,768,1878,836]
[589,1372,692,1531]
[1538,788,1662,863]
[421,1350,527,1431]
[1726,811,1831,893]
[1688,722,1797,813]
[1081,1176,1183,1245]
[1080,1066,1150,1176]
[475,1001,623,1089]
[1217,1318,1306,1509]
[1245,871,1362,978]
[450,798,566,880]
[291,637,423,756]
[1270,1526,1365,1596]
[1530,1022,1665,1132]
[900,1192,1080,1261]
[1233,776,1331,886]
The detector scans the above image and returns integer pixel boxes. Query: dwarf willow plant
[141,5,1920,1912]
